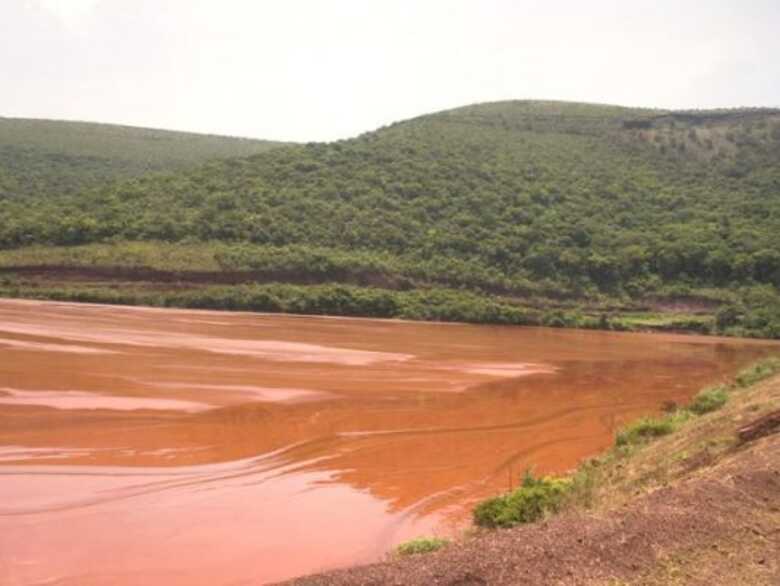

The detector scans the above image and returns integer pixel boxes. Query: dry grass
[593,371,780,586]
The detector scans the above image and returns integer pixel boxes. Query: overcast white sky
[2,0,779,142]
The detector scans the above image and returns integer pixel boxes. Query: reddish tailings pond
[1,299,778,584]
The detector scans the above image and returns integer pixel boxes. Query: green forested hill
[2,101,780,336]
[0,117,288,199]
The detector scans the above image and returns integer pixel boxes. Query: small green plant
[687,385,729,415]
[734,358,780,388]
[395,537,449,556]
[473,471,572,528]
[615,411,689,447]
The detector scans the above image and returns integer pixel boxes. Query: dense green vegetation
[1,101,779,336]
[0,117,287,199]
[473,471,572,528]
[0,282,533,324]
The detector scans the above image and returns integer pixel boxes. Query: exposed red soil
[0,265,668,311]
[0,264,410,289]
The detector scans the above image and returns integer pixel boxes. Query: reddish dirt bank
[283,410,780,585]
[0,264,403,288]
[0,264,624,302]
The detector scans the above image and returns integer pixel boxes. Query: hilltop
[1,101,779,337]
[0,117,289,199]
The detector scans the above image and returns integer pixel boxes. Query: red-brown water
[1,299,777,585]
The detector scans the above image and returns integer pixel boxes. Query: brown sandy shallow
[283,391,780,585]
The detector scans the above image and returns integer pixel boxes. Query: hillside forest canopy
[1,101,779,338]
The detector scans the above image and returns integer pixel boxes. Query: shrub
[688,385,729,415]
[734,357,780,388]
[614,411,689,447]
[715,304,743,330]
[473,471,572,528]
[395,537,449,556]
[541,310,568,328]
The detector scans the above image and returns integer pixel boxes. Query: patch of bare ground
[281,373,780,586]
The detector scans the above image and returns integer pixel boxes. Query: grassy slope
[568,359,780,508]
[1,101,780,336]
[0,117,289,199]
[560,359,780,585]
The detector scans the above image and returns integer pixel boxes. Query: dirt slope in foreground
[283,376,780,586]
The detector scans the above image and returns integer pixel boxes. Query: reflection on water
[0,299,777,585]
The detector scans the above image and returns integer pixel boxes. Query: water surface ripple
[1,299,777,585]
